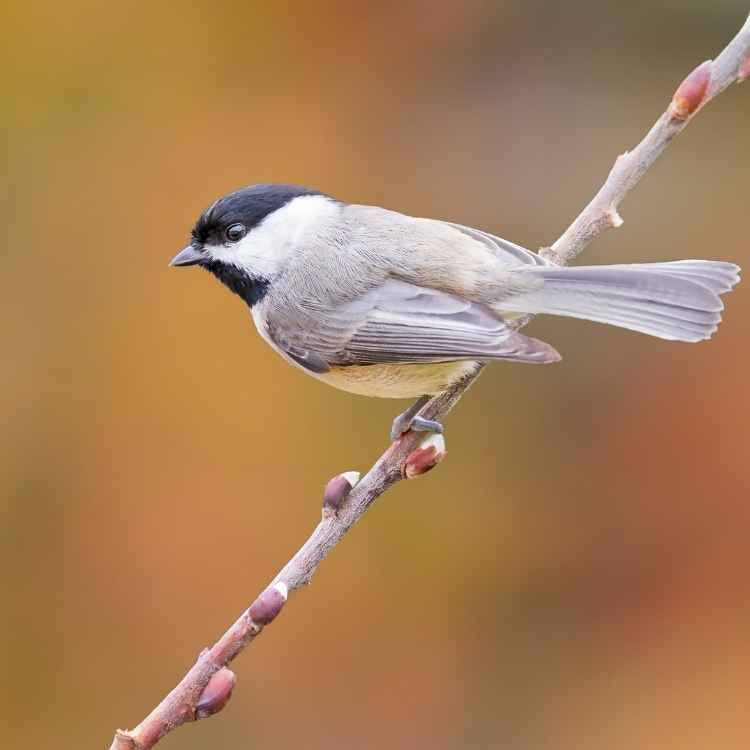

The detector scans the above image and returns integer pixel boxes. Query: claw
[390,396,444,441]
[409,416,444,435]
[390,419,408,442]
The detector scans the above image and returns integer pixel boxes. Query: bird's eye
[225,223,247,242]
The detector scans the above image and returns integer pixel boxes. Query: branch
[109,14,750,750]
[542,14,750,266]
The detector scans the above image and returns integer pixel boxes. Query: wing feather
[267,279,559,370]
[442,221,548,267]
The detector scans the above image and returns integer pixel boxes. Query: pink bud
[739,55,750,83]
[322,471,360,515]
[248,582,288,626]
[404,434,446,479]
[670,60,711,119]
[196,668,236,720]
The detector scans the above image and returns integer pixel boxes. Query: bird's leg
[390,395,444,441]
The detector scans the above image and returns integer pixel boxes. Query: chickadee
[171,184,740,438]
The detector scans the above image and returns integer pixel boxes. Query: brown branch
[109,14,750,750]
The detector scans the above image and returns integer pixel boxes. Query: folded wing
[268,279,560,372]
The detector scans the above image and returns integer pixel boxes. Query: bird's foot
[409,416,445,435]
[390,396,444,441]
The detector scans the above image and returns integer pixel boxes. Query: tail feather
[504,260,740,342]
[643,261,740,294]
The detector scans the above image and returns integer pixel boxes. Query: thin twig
[109,14,750,749]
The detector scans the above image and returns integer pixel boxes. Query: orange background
[3,2,749,748]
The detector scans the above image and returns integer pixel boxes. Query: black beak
[169,244,205,267]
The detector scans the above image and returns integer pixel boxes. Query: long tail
[503,260,741,342]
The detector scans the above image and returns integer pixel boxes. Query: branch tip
[404,433,446,479]
[670,59,712,120]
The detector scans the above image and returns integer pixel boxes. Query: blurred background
[2,1,749,748]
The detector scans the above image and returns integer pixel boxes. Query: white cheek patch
[206,233,281,280]
[205,194,339,280]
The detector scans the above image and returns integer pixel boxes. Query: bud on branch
[196,668,236,720]
[404,434,446,479]
[670,60,712,119]
[248,582,288,626]
[322,471,360,516]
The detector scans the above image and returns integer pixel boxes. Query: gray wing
[267,279,559,372]
[442,221,548,267]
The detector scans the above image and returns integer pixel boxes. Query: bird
[170,183,741,439]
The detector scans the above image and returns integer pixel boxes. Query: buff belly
[317,360,480,399]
